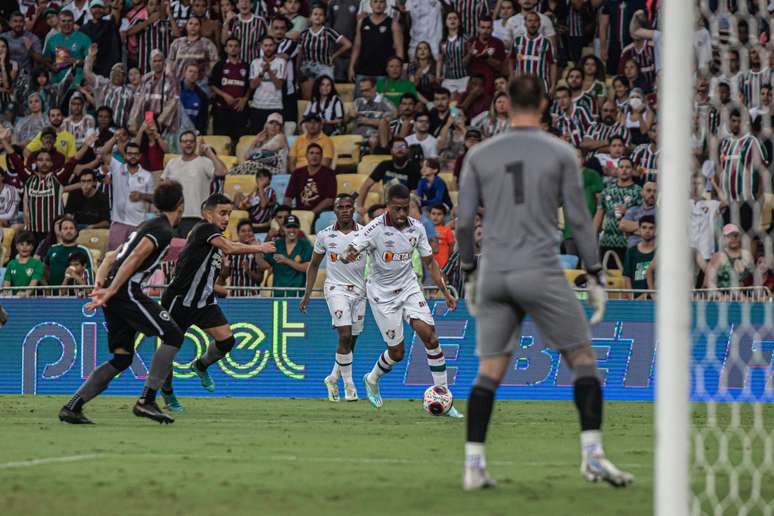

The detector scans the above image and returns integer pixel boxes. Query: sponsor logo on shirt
[383,251,411,262]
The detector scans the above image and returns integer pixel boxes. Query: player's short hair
[153,180,184,212]
[15,231,35,246]
[430,203,447,215]
[639,214,656,226]
[387,183,411,202]
[236,219,252,233]
[68,251,89,266]
[334,193,355,206]
[508,76,545,110]
[202,193,233,211]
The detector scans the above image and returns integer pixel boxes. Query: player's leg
[342,296,366,401]
[158,295,187,412]
[324,294,356,401]
[528,270,634,487]
[363,298,405,408]
[59,305,135,424]
[188,305,235,392]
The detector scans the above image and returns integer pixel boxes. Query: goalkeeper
[456,75,634,491]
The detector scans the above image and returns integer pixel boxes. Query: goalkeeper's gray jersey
[456,127,601,274]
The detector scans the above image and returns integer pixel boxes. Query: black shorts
[103,286,182,353]
[161,294,229,331]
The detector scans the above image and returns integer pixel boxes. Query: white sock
[367,351,395,384]
[580,430,603,455]
[465,442,486,468]
[328,360,340,381]
[426,346,447,386]
[336,352,353,385]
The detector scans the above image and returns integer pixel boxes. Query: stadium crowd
[0,0,770,298]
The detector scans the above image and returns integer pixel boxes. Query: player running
[300,193,366,402]
[59,181,186,425]
[159,193,276,411]
[457,75,634,489]
[342,184,463,418]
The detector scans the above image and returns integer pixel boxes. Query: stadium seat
[336,173,366,195]
[219,155,238,171]
[293,210,315,234]
[606,275,628,300]
[201,135,232,155]
[439,172,456,191]
[224,175,256,199]
[261,272,273,297]
[357,154,391,175]
[559,255,579,269]
[226,209,250,240]
[163,153,181,166]
[271,174,291,201]
[337,83,355,102]
[0,153,6,170]
[297,100,309,125]
[364,191,381,209]
[312,267,326,297]
[1,227,14,265]
[88,248,103,267]
[564,269,587,286]
[314,210,337,233]
[331,134,363,171]
[235,135,255,163]
[77,229,109,255]
[760,193,774,231]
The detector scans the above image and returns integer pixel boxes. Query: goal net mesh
[691,1,773,514]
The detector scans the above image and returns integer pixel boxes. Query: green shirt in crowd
[43,30,92,85]
[4,257,44,289]
[599,182,642,248]
[623,245,655,291]
[45,244,94,286]
[265,237,313,297]
[376,78,418,107]
[563,167,604,240]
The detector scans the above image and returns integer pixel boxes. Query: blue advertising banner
[0,298,772,402]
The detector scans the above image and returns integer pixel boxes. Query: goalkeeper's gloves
[0,305,8,327]
[587,266,607,325]
[461,262,478,316]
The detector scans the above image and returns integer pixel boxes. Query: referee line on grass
[0,454,103,470]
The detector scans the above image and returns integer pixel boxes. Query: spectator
[452,127,481,186]
[84,45,134,128]
[510,11,556,95]
[179,63,209,134]
[237,112,289,176]
[225,219,264,296]
[618,34,655,87]
[552,85,593,147]
[42,9,91,85]
[26,107,77,159]
[621,58,651,93]
[376,56,417,108]
[1,11,42,76]
[167,16,219,82]
[429,203,454,269]
[222,0,268,65]
[437,109,467,163]
[464,16,505,97]
[14,93,47,147]
[209,36,250,142]
[428,87,452,137]
[445,0,490,38]
[298,5,351,100]
[348,0,403,91]
[505,0,556,49]
[61,250,92,296]
[133,117,168,174]
[390,93,418,138]
[249,35,286,132]
[266,203,292,241]
[631,122,660,182]
[129,0,173,74]
[259,213,312,297]
[581,55,610,109]
[562,148,605,256]
[64,169,110,229]
[473,91,510,138]
[492,0,514,44]
[268,15,301,126]
[283,0,309,40]
[593,156,642,267]
[705,224,754,290]
[599,0,640,75]
[190,0,221,46]
[611,75,630,111]
[351,76,395,152]
[289,113,334,170]
[304,75,345,136]
[355,136,421,218]
[0,168,19,227]
[326,0,359,82]
[622,88,654,145]
[623,214,656,297]
[737,46,767,109]
[103,139,154,250]
[3,231,44,296]
[44,215,94,286]
[407,41,436,104]
[689,175,722,262]
[457,75,490,120]
[63,93,95,146]
[620,180,656,247]
[593,135,627,181]
[233,169,277,232]
[162,131,228,237]
[284,143,336,215]
[416,158,451,211]
[405,112,439,159]
[79,0,121,78]
[581,100,631,154]
[367,202,385,222]
[565,66,596,115]
[405,0,442,60]
[438,10,468,94]
[130,49,179,133]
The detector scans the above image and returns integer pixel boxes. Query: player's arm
[210,235,276,255]
[87,238,156,309]
[422,254,457,310]
[299,251,325,313]
[342,221,375,262]
[455,153,480,273]
[94,250,118,288]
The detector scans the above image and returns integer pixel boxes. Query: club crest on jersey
[386,329,396,340]
[329,252,339,262]
[419,301,425,307]
[335,310,343,319]
[160,311,171,321]
[409,236,417,246]
[383,251,411,262]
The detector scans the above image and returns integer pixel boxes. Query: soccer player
[159,194,276,411]
[342,184,463,418]
[59,181,187,425]
[457,75,634,489]
[299,193,366,402]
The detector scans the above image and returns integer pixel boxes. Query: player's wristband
[587,265,605,285]
[460,261,477,274]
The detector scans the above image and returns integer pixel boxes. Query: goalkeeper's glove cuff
[461,261,477,275]
[587,265,605,285]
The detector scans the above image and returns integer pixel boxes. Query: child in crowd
[429,204,455,269]
[62,252,92,297]
[234,169,278,232]
[416,158,452,212]
[3,231,44,296]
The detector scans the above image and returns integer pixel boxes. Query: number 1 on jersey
[506,161,524,205]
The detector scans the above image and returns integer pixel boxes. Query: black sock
[574,376,603,431]
[161,372,174,395]
[466,384,496,443]
[64,362,121,411]
[140,386,157,404]
[65,394,85,412]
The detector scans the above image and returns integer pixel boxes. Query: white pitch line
[0,454,102,470]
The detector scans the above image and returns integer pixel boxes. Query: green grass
[1,396,656,516]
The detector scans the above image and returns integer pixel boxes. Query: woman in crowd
[408,41,436,105]
[304,75,345,136]
[473,92,510,139]
[236,112,289,176]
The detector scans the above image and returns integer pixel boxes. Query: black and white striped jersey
[165,221,225,309]
[107,216,174,292]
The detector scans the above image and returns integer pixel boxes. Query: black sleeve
[147,223,174,251]
[63,190,77,215]
[369,162,387,183]
[196,222,223,245]
[406,163,421,190]
[98,193,110,223]
[209,60,224,87]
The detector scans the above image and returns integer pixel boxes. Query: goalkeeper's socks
[366,351,396,384]
[580,430,604,457]
[426,347,447,386]
[467,376,497,444]
[464,442,486,469]
[336,352,353,384]
[573,376,603,431]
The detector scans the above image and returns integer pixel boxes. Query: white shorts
[325,293,367,336]
[442,77,469,94]
[367,285,435,347]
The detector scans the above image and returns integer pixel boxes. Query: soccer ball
[423,385,453,416]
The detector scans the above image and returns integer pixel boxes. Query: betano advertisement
[0,299,772,402]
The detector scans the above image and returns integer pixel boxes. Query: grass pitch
[1,396,655,516]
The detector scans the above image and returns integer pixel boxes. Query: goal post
[656,0,695,515]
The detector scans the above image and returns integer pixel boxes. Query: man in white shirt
[689,175,722,261]
[405,0,443,59]
[0,170,19,227]
[405,112,439,159]
[162,130,228,237]
[300,194,367,402]
[506,0,556,50]
[342,183,461,417]
[104,140,154,250]
[249,36,287,133]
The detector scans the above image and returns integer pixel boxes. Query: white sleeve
[350,218,380,252]
[416,223,433,258]
[313,231,326,254]
[249,59,261,79]
[541,14,556,38]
